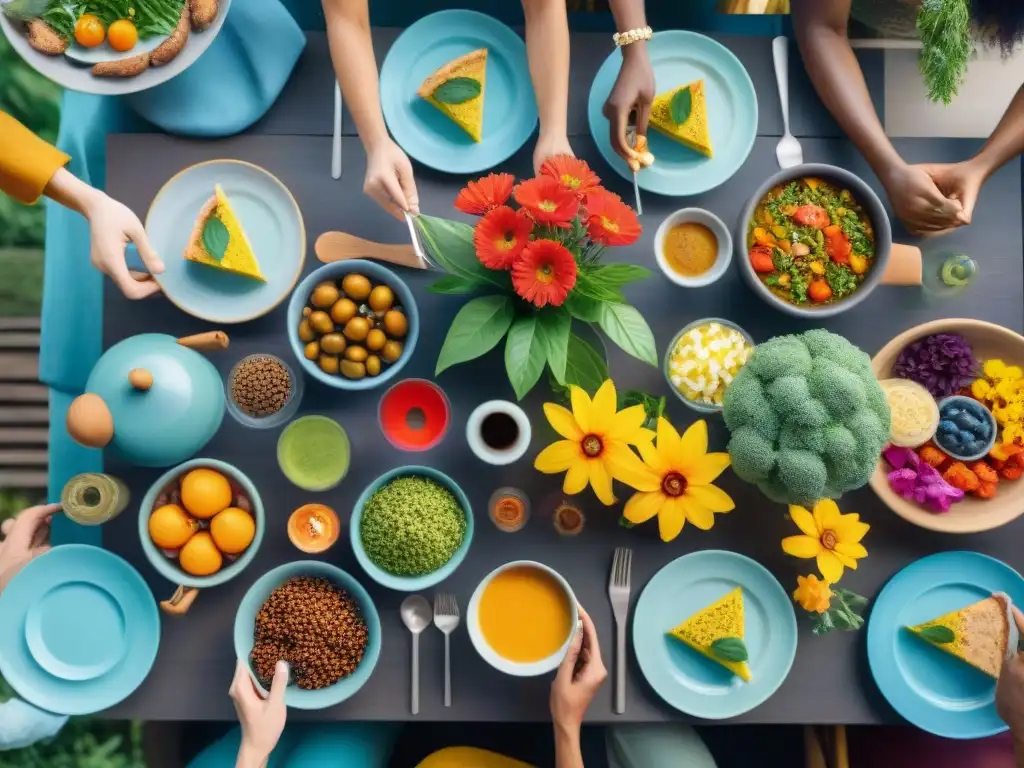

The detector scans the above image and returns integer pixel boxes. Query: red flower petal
[539,154,602,199]
[473,206,533,270]
[584,189,642,246]
[513,176,579,228]
[454,173,515,215]
[511,239,577,308]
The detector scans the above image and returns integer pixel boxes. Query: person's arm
[972,84,1024,177]
[551,606,607,768]
[602,0,654,168]
[523,0,573,171]
[555,725,584,768]
[0,111,70,205]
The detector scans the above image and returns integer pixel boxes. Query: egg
[66,393,114,448]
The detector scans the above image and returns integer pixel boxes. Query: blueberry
[939,420,959,435]
[978,421,993,440]
[944,406,962,419]
[967,440,987,456]
[959,429,976,445]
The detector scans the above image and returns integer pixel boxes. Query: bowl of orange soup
[467,560,579,677]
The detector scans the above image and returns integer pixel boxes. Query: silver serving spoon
[401,595,432,715]
[773,36,803,169]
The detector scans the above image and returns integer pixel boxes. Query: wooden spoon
[881,244,923,286]
[315,231,427,270]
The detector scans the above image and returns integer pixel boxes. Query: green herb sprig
[710,637,748,663]
[917,0,973,105]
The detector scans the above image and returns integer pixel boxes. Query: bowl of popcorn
[664,318,754,413]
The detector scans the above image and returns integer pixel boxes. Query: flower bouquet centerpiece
[413,156,657,399]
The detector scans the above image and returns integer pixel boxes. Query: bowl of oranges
[139,459,264,593]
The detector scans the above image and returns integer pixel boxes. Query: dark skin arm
[792,0,965,233]
[601,0,655,169]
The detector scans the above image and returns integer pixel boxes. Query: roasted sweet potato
[26,20,68,56]
[190,0,218,31]
[151,5,190,66]
[93,53,151,77]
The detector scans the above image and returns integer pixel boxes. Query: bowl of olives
[287,261,419,390]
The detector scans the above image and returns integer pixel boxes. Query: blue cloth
[187,723,400,768]
[606,724,717,768]
[0,699,68,752]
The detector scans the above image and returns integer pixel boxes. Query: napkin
[0,699,67,752]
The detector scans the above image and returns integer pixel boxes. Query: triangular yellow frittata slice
[417,48,487,142]
[649,79,713,158]
[667,587,751,682]
[906,594,1011,679]
[184,184,265,281]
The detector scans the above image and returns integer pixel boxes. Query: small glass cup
[226,353,304,430]
[663,317,754,414]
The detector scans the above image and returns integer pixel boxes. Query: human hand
[83,190,165,300]
[0,503,57,595]
[916,160,987,227]
[229,659,288,767]
[882,163,967,235]
[364,137,419,220]
[534,134,575,176]
[601,44,655,170]
[550,605,607,733]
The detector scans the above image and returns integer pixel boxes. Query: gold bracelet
[613,26,653,47]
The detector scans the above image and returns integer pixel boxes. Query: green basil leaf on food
[598,302,657,366]
[917,625,956,644]
[670,86,693,126]
[432,77,481,105]
[710,637,748,663]
[435,295,516,375]
[202,216,230,262]
[504,314,548,400]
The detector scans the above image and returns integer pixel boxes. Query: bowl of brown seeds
[234,561,381,709]
[226,353,304,429]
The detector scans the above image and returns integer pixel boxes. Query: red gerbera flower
[473,206,533,270]
[584,189,642,246]
[454,173,514,215]
[512,176,579,228]
[539,154,601,198]
[511,239,577,308]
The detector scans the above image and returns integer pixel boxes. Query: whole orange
[74,14,105,48]
[107,19,138,52]
[210,507,256,554]
[179,532,223,576]
[180,468,233,519]
[149,503,199,550]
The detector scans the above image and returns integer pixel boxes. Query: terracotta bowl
[869,319,1024,533]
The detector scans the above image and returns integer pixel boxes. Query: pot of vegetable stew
[735,163,912,318]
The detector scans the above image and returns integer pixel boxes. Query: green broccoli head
[722,329,890,505]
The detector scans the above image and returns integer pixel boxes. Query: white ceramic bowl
[467,561,579,677]
[653,208,733,288]
[465,401,532,466]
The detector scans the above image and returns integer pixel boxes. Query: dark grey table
[102,34,1020,724]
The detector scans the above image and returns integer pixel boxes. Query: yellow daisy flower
[781,499,869,583]
[622,418,734,542]
[533,379,653,506]
[793,574,832,615]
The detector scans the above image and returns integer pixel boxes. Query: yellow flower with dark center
[793,574,832,614]
[622,418,734,542]
[534,380,654,505]
[781,499,869,583]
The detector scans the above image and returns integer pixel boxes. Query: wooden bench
[0,317,48,491]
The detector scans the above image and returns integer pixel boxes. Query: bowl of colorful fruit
[869,319,1024,533]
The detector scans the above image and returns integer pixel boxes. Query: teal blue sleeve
[606,724,718,768]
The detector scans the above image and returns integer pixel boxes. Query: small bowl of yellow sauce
[468,560,578,677]
[654,208,733,288]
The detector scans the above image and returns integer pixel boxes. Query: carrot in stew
[749,244,775,274]
[792,205,830,229]
[808,280,832,303]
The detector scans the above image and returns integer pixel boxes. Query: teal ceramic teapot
[66,332,229,467]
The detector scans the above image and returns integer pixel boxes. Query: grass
[0,248,44,317]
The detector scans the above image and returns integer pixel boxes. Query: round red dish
[378,379,450,451]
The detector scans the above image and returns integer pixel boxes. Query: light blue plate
[380,10,538,175]
[587,31,758,196]
[0,545,160,715]
[867,551,1024,739]
[632,550,796,719]
[145,159,306,324]
[234,561,381,710]
[64,34,168,66]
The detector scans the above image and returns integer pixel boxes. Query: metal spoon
[772,36,803,169]
[400,595,432,715]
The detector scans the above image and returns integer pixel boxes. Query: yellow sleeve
[0,111,70,205]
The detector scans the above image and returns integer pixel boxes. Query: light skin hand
[0,503,58,595]
[551,605,607,768]
[997,605,1024,767]
[602,0,654,168]
[522,0,573,174]
[44,168,164,299]
[231,659,289,768]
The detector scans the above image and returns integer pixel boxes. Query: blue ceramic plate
[588,31,758,196]
[0,545,159,715]
[351,466,474,592]
[632,550,797,719]
[145,160,305,324]
[867,551,1024,739]
[380,10,538,175]
[234,561,381,710]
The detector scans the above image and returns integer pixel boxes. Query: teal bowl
[233,561,381,710]
[138,458,265,589]
[351,466,474,591]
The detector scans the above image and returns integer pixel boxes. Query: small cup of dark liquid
[466,400,532,466]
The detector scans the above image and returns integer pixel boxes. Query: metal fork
[773,36,803,169]
[433,593,460,707]
[608,547,632,715]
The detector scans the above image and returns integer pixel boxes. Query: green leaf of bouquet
[574,270,626,303]
[435,295,515,375]
[710,637,748,663]
[917,625,956,644]
[587,263,653,288]
[415,214,509,291]
[835,588,869,614]
[599,303,657,366]
[564,293,605,323]
[536,309,571,385]
[562,333,609,394]
[427,275,484,295]
[433,76,482,105]
[670,86,693,126]
[505,315,548,400]
[202,216,229,262]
